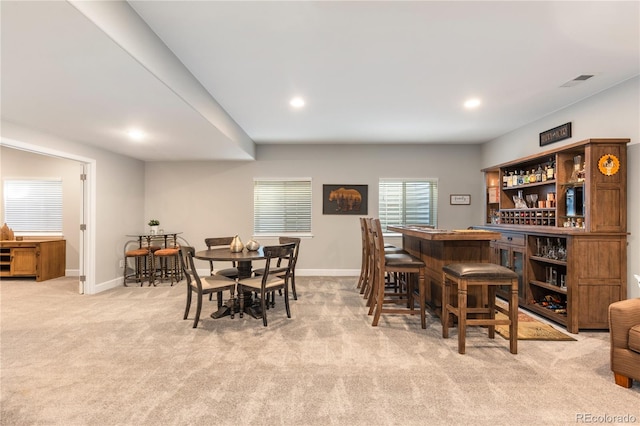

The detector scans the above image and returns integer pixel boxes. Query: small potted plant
[148,219,160,235]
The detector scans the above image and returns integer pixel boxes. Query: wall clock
[597,154,620,176]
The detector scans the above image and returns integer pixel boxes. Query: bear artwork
[328,188,362,212]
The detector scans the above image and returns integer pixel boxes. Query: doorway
[0,138,95,294]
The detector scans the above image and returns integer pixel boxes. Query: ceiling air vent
[560,75,595,88]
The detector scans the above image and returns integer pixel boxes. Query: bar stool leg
[418,270,427,329]
[457,278,468,355]
[488,286,496,339]
[442,274,451,338]
[509,279,518,354]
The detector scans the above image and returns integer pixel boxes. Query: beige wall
[144,143,484,273]
[481,76,640,298]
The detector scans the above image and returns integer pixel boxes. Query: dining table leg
[210,260,264,319]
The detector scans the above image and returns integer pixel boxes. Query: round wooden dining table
[194,247,266,319]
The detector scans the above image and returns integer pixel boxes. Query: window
[3,178,63,233]
[254,179,312,235]
[379,178,438,233]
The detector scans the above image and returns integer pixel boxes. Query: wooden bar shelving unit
[478,138,629,333]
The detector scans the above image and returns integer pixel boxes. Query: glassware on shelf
[570,155,586,183]
[556,238,566,261]
[527,194,538,208]
[513,190,527,209]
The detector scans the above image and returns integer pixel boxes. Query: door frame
[0,137,96,294]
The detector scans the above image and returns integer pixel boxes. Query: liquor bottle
[546,158,555,180]
[502,172,508,188]
[529,169,537,183]
[536,165,543,182]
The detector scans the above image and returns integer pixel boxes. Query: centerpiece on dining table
[230,235,244,252]
[245,239,260,251]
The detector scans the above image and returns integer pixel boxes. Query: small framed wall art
[323,184,368,215]
[450,194,471,205]
[540,122,572,147]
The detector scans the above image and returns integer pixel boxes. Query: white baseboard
[88,269,360,294]
[93,277,122,294]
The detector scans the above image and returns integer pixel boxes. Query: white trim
[95,277,122,293]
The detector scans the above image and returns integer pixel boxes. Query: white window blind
[379,178,438,233]
[254,179,312,235]
[3,179,63,232]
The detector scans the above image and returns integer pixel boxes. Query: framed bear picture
[323,184,368,215]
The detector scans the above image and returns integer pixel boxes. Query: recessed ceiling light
[464,98,481,109]
[290,97,305,108]
[127,129,145,141]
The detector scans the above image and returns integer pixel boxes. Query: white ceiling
[1,1,638,161]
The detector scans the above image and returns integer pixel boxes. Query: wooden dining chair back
[204,237,239,279]
[237,243,296,326]
[179,246,237,328]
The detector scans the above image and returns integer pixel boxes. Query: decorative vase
[1,223,14,241]
[246,239,260,251]
[150,225,159,235]
[230,235,244,252]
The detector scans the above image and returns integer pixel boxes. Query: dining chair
[204,237,240,279]
[253,236,301,301]
[179,246,237,328]
[237,243,296,326]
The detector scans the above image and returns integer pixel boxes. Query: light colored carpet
[1,275,638,425]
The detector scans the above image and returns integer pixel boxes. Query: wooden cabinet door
[11,248,37,275]
[495,243,527,304]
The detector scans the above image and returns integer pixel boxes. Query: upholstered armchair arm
[609,298,640,350]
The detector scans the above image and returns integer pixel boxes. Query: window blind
[379,178,438,232]
[3,179,63,232]
[254,179,312,235]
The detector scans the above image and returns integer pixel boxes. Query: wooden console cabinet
[480,138,629,333]
[0,239,66,281]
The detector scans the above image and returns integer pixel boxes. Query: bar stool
[368,218,427,329]
[362,218,408,305]
[123,240,150,286]
[357,217,370,292]
[153,246,181,286]
[442,263,518,354]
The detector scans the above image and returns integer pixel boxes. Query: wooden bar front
[387,226,501,319]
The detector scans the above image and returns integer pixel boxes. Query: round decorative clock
[598,154,620,176]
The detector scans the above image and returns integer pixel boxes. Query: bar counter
[387,226,501,319]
